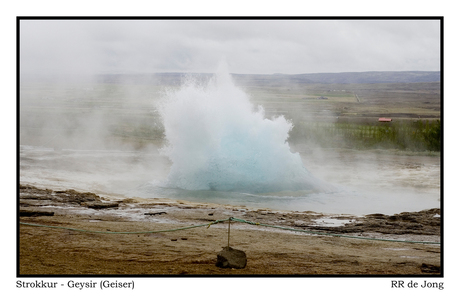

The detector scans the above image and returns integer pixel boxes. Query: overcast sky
[19,19,441,75]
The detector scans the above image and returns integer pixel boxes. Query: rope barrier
[19,218,230,234]
[229,218,441,245]
[19,217,441,245]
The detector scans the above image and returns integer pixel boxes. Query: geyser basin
[19,67,440,216]
[20,145,440,215]
[158,66,330,194]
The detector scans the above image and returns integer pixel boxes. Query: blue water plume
[158,64,330,194]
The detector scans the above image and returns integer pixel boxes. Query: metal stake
[227,217,231,248]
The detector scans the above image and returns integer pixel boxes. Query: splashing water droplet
[158,66,329,194]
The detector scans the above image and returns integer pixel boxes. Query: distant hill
[301,71,440,83]
[93,70,440,86]
[232,71,440,85]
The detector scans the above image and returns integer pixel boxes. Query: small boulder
[216,246,247,269]
[293,220,308,227]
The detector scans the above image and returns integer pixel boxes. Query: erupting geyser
[158,64,328,194]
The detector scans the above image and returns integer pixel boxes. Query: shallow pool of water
[19,145,441,215]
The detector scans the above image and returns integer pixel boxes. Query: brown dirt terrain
[19,185,441,275]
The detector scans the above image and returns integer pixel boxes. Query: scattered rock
[20,210,54,217]
[20,194,54,201]
[56,189,101,204]
[84,202,119,209]
[293,220,308,227]
[119,198,138,204]
[20,200,51,207]
[420,263,440,273]
[144,211,167,216]
[216,246,247,269]
[366,213,387,219]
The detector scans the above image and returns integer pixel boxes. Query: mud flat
[19,185,441,275]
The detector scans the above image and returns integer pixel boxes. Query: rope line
[19,217,441,245]
[19,218,229,234]
[229,218,441,245]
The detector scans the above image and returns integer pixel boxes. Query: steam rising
[19,68,440,215]
[158,63,328,193]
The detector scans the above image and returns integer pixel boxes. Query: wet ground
[19,145,441,215]
[19,185,441,275]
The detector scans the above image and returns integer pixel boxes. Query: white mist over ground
[156,63,330,194]
[19,67,441,215]
[19,144,440,215]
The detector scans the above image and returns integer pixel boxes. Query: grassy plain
[244,82,440,120]
[241,82,441,151]
[19,78,441,152]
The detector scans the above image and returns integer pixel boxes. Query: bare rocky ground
[19,184,441,275]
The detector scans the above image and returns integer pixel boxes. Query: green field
[19,77,441,152]
[289,120,441,151]
[242,82,440,120]
[241,81,441,152]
